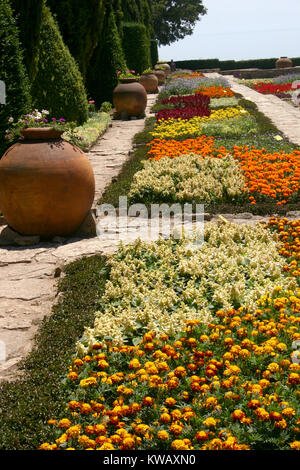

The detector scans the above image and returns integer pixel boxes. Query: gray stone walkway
[206,72,300,145]
[0,94,157,382]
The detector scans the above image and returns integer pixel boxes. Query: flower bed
[160,77,231,99]
[196,86,235,98]
[141,137,300,206]
[79,222,295,350]
[156,105,211,122]
[40,219,300,451]
[130,74,300,208]
[253,82,298,95]
[128,154,246,203]
[241,77,300,103]
[234,146,300,206]
[152,107,257,140]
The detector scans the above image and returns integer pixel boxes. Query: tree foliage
[46,0,105,80]
[122,22,151,74]
[10,0,44,81]
[31,4,88,124]
[87,8,126,106]
[0,0,31,155]
[151,0,207,45]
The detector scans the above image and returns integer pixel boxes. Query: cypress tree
[10,0,44,81]
[0,0,31,155]
[31,4,88,124]
[87,7,126,106]
[46,0,105,80]
[122,22,151,73]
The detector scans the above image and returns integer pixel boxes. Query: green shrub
[64,111,111,151]
[31,5,88,125]
[87,9,126,106]
[122,22,151,73]
[0,0,31,156]
[100,101,112,113]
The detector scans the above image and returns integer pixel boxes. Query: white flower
[8,117,14,123]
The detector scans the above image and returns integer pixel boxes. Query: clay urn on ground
[153,69,166,86]
[155,62,171,76]
[276,57,293,69]
[0,128,95,238]
[139,72,159,93]
[113,78,147,118]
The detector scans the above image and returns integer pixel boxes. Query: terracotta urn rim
[21,127,64,140]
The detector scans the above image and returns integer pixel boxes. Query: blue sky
[158,0,300,61]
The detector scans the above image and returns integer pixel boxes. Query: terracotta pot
[154,70,166,85]
[155,62,171,76]
[0,127,95,237]
[139,73,159,93]
[276,57,293,69]
[113,81,147,117]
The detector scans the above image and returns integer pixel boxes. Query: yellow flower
[80,377,97,388]
[203,417,217,428]
[157,431,169,440]
[58,419,71,429]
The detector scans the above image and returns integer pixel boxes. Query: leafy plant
[100,101,113,113]
[4,109,74,144]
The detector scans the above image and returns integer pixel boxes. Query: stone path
[206,72,300,146]
[0,94,157,382]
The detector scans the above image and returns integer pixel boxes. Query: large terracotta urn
[276,57,293,69]
[139,73,159,93]
[155,62,171,76]
[113,79,147,118]
[154,70,166,85]
[0,128,95,237]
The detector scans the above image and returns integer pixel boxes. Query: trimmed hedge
[176,57,300,71]
[0,0,31,156]
[176,58,220,70]
[87,8,126,106]
[31,4,88,125]
[150,38,159,67]
[122,22,151,73]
